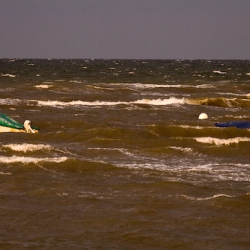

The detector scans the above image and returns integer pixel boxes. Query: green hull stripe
[0,114,24,129]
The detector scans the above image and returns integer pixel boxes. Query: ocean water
[1,59,250,249]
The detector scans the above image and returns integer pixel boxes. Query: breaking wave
[3,143,52,152]
[35,84,53,89]
[33,97,186,107]
[0,156,68,164]
[180,194,235,201]
[187,97,250,108]
[195,137,250,145]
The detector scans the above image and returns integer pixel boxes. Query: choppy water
[1,59,250,249]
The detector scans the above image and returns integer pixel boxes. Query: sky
[1,0,250,60]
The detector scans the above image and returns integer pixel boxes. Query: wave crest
[4,144,52,152]
[195,137,250,145]
[0,156,68,164]
[33,97,185,107]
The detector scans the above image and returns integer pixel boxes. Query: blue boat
[215,121,250,129]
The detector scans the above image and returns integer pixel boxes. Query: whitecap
[57,193,69,197]
[213,70,227,74]
[195,137,250,145]
[35,100,125,107]
[33,97,186,107]
[195,84,215,89]
[124,83,215,90]
[0,98,21,105]
[0,172,12,175]
[169,146,193,153]
[35,84,53,89]
[1,73,16,78]
[133,98,185,105]
[4,144,52,152]
[179,125,204,130]
[0,156,68,164]
[180,194,235,201]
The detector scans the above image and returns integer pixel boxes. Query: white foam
[118,83,214,89]
[34,97,186,107]
[213,70,227,74]
[218,92,248,97]
[133,98,185,105]
[0,98,20,105]
[116,159,250,181]
[1,73,16,78]
[180,194,234,201]
[36,100,125,106]
[35,84,53,89]
[169,147,193,153]
[179,125,203,130]
[195,137,250,145]
[0,172,12,175]
[57,192,69,197]
[195,84,215,89]
[69,80,82,83]
[4,144,52,152]
[0,156,68,164]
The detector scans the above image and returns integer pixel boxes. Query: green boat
[0,114,39,133]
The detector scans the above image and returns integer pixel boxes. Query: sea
[0,59,250,249]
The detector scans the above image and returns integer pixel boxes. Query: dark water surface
[1,59,250,249]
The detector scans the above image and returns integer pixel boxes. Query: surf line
[34,98,186,107]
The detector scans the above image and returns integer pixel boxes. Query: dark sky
[1,0,250,59]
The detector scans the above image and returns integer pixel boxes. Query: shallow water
[1,59,250,249]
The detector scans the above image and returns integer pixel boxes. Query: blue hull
[215,121,250,129]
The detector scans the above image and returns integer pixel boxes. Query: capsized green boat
[0,114,39,133]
